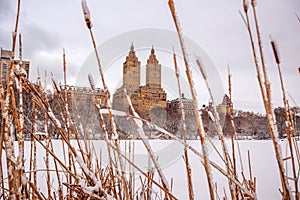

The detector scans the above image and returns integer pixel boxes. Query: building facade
[167,93,194,117]
[0,48,30,84]
[59,85,107,110]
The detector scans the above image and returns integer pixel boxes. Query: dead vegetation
[0,0,298,199]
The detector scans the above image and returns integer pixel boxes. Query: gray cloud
[0,0,13,19]
[22,24,62,58]
[1,0,299,113]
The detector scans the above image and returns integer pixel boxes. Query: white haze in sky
[0,0,299,113]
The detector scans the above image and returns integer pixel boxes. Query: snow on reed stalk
[81,0,118,141]
[227,66,240,197]
[1,0,21,198]
[88,74,120,197]
[62,49,73,197]
[22,78,115,199]
[144,116,258,199]
[32,98,38,200]
[12,33,26,198]
[108,107,257,198]
[240,0,292,198]
[196,58,239,199]
[271,39,299,199]
[168,1,215,199]
[124,89,173,199]
[82,1,132,197]
[172,50,194,200]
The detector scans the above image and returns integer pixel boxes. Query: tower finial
[130,42,134,51]
[151,45,154,54]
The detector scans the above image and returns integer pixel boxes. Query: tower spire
[146,46,161,88]
[130,42,134,52]
[147,45,158,64]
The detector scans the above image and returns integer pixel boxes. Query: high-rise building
[123,43,141,94]
[0,48,30,84]
[113,44,167,120]
[113,43,141,112]
[146,47,161,88]
[131,47,166,120]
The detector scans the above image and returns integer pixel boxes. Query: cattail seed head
[251,0,257,7]
[81,0,93,29]
[243,0,249,13]
[270,40,280,65]
[196,58,207,80]
[88,73,95,90]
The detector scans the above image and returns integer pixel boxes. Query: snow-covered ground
[2,139,299,199]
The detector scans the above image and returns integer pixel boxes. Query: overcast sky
[1,0,299,113]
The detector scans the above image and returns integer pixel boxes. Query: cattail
[251,0,257,7]
[88,73,95,91]
[270,40,280,65]
[296,13,300,23]
[196,58,207,80]
[298,67,300,74]
[243,0,249,13]
[81,0,93,29]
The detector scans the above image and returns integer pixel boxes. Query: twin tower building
[112,43,167,120]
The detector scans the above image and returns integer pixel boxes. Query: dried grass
[0,0,298,199]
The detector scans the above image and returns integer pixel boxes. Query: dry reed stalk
[172,50,194,200]
[1,0,21,198]
[48,140,63,200]
[4,91,17,199]
[15,33,27,198]
[28,98,34,198]
[38,75,64,199]
[10,81,24,199]
[62,49,73,199]
[296,13,300,23]
[87,74,119,197]
[124,89,172,199]
[131,113,259,198]
[240,1,292,198]
[0,56,4,197]
[81,0,119,141]
[22,79,115,199]
[106,140,178,200]
[81,3,130,197]
[167,1,215,199]
[50,77,88,169]
[35,73,52,199]
[196,58,237,199]
[44,114,51,198]
[227,66,240,197]
[33,98,38,200]
[271,39,299,199]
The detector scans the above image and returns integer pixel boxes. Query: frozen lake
[2,139,299,199]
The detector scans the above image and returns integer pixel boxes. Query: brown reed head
[243,0,249,13]
[81,0,93,29]
[270,40,280,65]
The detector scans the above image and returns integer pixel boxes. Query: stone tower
[123,42,140,94]
[113,43,141,111]
[146,46,161,88]
[131,46,166,120]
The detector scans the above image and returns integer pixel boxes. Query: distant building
[59,85,108,110]
[217,94,232,115]
[131,47,167,120]
[167,93,194,117]
[0,48,30,84]
[113,44,167,120]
